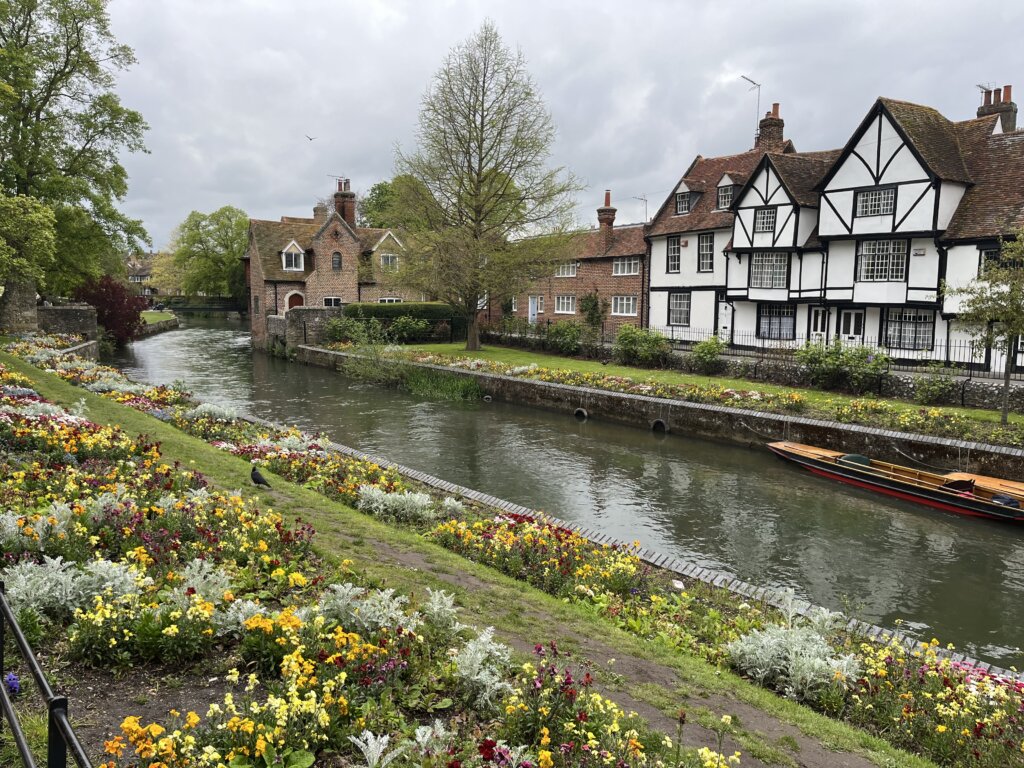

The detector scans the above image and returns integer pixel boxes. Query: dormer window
[282,243,304,271]
[380,252,399,271]
[717,185,733,209]
[855,188,895,217]
[675,193,691,214]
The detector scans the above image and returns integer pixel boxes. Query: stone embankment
[136,317,180,338]
[296,345,1024,478]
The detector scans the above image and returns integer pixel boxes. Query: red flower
[478,738,497,761]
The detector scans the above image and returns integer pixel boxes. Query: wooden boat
[767,441,1024,523]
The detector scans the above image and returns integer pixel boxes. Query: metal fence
[0,582,93,768]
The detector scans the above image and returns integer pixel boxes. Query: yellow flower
[538,750,554,768]
[936,724,948,733]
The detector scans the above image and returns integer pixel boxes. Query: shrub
[914,362,959,405]
[544,320,582,356]
[72,276,147,345]
[690,335,727,374]
[613,325,671,367]
[342,301,455,320]
[324,315,368,344]
[389,315,431,342]
[795,340,889,394]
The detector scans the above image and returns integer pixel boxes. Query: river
[111,316,1024,668]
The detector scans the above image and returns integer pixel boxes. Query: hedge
[342,302,457,320]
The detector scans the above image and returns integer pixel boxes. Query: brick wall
[505,256,646,337]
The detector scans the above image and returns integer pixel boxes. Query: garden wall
[135,318,180,338]
[296,344,1024,478]
[37,305,99,340]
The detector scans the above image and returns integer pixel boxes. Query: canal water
[111,317,1024,668]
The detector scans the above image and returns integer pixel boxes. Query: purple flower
[4,672,19,696]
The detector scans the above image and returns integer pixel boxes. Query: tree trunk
[1002,338,1014,425]
[0,280,39,334]
[465,310,481,351]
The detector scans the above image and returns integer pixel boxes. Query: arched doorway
[286,292,305,311]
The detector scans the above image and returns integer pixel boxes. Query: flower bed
[8,337,1024,766]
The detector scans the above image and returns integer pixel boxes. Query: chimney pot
[1005,84,1013,103]
[771,102,780,118]
[604,189,611,207]
[994,88,1002,105]
[984,89,993,106]
[337,179,344,192]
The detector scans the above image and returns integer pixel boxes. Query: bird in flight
[305,134,317,141]
[251,464,272,489]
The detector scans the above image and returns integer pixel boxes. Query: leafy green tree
[0,194,57,330]
[358,180,396,228]
[0,0,148,299]
[395,21,581,350]
[169,206,249,303]
[948,229,1024,424]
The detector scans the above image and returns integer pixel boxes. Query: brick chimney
[977,85,1017,132]
[596,189,616,251]
[333,179,357,227]
[755,102,786,152]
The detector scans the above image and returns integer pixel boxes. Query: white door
[528,296,539,324]
[810,307,828,342]
[717,301,732,337]
[839,309,865,344]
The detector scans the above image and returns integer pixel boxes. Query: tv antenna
[632,195,648,221]
[740,75,762,141]
[976,82,995,104]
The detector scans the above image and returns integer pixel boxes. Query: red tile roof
[880,98,972,183]
[767,150,842,207]
[572,222,647,259]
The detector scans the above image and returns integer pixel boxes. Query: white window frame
[554,295,576,314]
[282,249,304,271]
[612,256,640,276]
[555,261,577,278]
[697,233,715,272]
[857,240,908,282]
[855,188,896,217]
[717,185,733,209]
[675,192,690,214]
[754,208,776,233]
[668,292,691,327]
[667,236,681,273]
[611,295,637,316]
[510,296,518,312]
[380,252,399,270]
[378,297,402,304]
[750,252,788,289]
[323,297,343,307]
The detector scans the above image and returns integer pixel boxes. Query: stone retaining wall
[135,318,180,338]
[63,339,100,360]
[37,305,99,340]
[296,345,1024,478]
[243,411,1023,683]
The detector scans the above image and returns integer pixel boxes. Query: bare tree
[395,21,581,350]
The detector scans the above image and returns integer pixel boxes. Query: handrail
[0,582,93,768]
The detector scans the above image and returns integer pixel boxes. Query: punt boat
[767,441,1024,523]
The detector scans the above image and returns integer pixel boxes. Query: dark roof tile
[880,98,972,182]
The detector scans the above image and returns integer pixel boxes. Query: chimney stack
[333,178,357,227]
[977,84,1017,132]
[596,189,616,252]
[755,103,786,152]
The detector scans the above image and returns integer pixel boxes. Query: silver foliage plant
[356,485,437,524]
[727,589,860,704]
[452,626,514,710]
[3,556,147,621]
[318,583,422,634]
[183,402,239,422]
[421,587,466,636]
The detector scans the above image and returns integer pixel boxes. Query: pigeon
[251,465,272,489]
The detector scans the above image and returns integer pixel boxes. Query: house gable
[732,157,797,250]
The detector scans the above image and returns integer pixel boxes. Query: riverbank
[0,347,941,768]
[298,344,1024,479]
[136,311,180,337]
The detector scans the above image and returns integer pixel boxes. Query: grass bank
[141,310,175,324]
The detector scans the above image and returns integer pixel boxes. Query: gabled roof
[944,115,1024,240]
[765,150,842,207]
[879,98,972,183]
[248,219,320,282]
[647,148,770,237]
[572,223,647,259]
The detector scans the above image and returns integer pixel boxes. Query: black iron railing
[0,582,93,768]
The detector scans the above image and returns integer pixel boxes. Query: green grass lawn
[409,342,1024,427]
[141,310,175,323]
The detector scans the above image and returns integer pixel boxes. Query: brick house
[243,180,421,349]
[503,191,647,337]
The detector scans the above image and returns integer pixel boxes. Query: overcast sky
[108,0,1024,249]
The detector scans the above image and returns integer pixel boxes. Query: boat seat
[838,454,871,468]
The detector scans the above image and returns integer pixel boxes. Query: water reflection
[111,317,1024,667]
